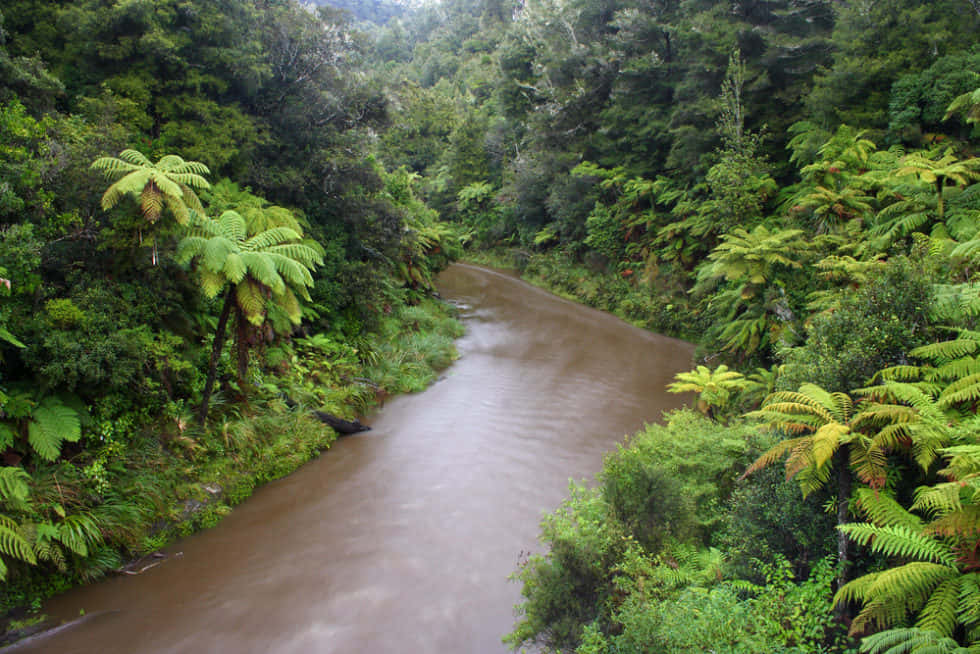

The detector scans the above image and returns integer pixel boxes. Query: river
[10,263,694,653]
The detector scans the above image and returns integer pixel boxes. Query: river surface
[11,264,694,654]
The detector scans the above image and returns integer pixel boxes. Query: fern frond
[222,252,248,285]
[0,515,36,573]
[854,488,923,530]
[913,483,966,517]
[117,149,153,167]
[265,252,315,292]
[861,627,974,654]
[740,436,809,478]
[924,506,980,539]
[244,227,303,250]
[200,270,227,299]
[57,513,103,557]
[839,524,958,567]
[28,396,82,462]
[216,211,248,243]
[271,289,302,326]
[240,252,285,295]
[917,577,962,636]
[203,237,237,273]
[913,339,980,363]
[236,281,267,325]
[0,467,31,506]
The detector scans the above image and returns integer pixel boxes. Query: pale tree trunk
[834,444,853,623]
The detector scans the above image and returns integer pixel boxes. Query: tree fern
[177,210,322,423]
[92,149,210,225]
[840,524,958,567]
[862,627,980,654]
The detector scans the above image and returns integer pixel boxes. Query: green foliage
[92,149,210,225]
[507,410,765,651]
[667,364,747,418]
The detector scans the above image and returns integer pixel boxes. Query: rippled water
[12,264,693,654]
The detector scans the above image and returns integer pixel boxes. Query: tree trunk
[936,178,945,222]
[236,307,249,387]
[198,289,235,425]
[834,444,853,623]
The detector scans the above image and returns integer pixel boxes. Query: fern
[0,467,30,506]
[28,396,82,462]
[838,524,958,567]
[855,488,923,530]
[0,514,36,580]
[862,627,979,654]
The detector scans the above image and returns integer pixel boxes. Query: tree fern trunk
[236,307,249,388]
[198,289,234,425]
[936,178,945,222]
[834,444,853,622]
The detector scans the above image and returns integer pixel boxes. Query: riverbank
[1,295,463,644]
[464,248,704,344]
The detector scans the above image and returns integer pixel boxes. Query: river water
[11,264,693,654]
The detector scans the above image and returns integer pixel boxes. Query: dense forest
[356,0,980,652]
[0,0,464,630]
[3,0,980,652]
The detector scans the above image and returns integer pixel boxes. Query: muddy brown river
[11,263,694,654]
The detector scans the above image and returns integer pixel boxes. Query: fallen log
[312,411,371,435]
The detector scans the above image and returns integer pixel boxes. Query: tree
[91,149,211,264]
[743,383,862,613]
[835,443,980,648]
[667,364,747,419]
[91,149,210,226]
[895,149,980,223]
[176,210,322,424]
[693,225,809,360]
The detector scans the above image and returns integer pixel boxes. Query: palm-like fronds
[862,627,980,653]
[667,364,747,416]
[837,439,980,645]
[92,149,210,225]
[177,210,322,327]
[744,383,865,493]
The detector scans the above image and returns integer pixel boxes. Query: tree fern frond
[917,577,962,636]
[811,423,850,470]
[838,524,958,567]
[271,289,302,326]
[861,627,976,654]
[265,253,315,293]
[244,227,303,251]
[854,488,923,530]
[740,436,808,478]
[912,339,980,363]
[240,252,284,295]
[163,193,190,225]
[216,211,248,243]
[913,483,966,517]
[200,270,227,298]
[203,237,237,273]
[924,506,980,539]
[958,573,980,628]
[117,149,153,167]
[236,282,267,325]
[222,252,248,285]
